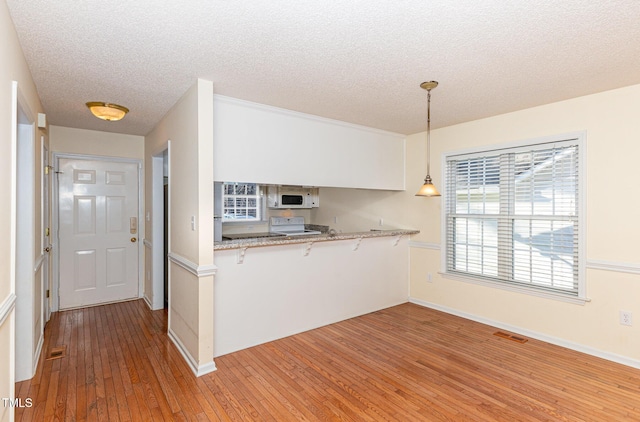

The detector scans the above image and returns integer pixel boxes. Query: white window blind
[445,139,581,296]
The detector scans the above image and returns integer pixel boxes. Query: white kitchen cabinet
[213,95,405,190]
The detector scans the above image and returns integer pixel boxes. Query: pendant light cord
[426,89,432,177]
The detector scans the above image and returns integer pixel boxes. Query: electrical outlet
[379,217,384,226]
[427,273,433,283]
[620,311,633,326]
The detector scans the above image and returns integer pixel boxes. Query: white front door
[58,158,140,309]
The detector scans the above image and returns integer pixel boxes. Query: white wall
[410,84,640,366]
[214,236,410,356]
[145,79,215,376]
[0,1,47,419]
[213,95,406,190]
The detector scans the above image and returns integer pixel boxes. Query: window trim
[221,183,267,225]
[439,131,587,302]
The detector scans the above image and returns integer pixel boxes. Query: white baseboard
[409,297,640,370]
[168,328,217,377]
[143,295,153,310]
[33,332,44,376]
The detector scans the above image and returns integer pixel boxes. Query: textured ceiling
[6,0,640,136]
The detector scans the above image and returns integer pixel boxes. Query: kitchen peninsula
[211,94,413,358]
[214,228,418,251]
[213,228,418,357]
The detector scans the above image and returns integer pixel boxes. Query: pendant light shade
[416,175,440,197]
[416,81,441,197]
[86,102,129,121]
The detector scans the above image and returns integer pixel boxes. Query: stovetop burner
[269,216,321,236]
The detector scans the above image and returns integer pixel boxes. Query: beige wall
[50,125,144,159]
[311,187,416,233]
[145,79,214,374]
[0,0,47,419]
[410,84,640,364]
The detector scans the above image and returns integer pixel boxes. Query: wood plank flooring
[15,299,640,421]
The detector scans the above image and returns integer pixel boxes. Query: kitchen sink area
[221,232,285,241]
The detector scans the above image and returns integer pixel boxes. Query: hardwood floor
[15,299,640,421]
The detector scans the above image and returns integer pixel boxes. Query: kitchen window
[443,133,584,300]
[223,182,263,222]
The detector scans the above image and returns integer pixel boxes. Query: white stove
[269,216,321,236]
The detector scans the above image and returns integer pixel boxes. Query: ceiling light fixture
[86,102,129,121]
[415,81,441,197]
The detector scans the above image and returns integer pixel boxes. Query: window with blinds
[444,136,582,297]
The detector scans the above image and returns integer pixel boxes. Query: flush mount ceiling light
[85,102,129,121]
[415,81,441,197]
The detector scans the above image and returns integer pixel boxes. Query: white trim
[143,238,153,249]
[0,294,17,327]
[10,82,19,305]
[440,131,587,299]
[143,295,153,310]
[137,163,144,299]
[168,253,217,277]
[168,328,217,377]
[51,152,142,165]
[408,241,440,250]
[586,259,640,275]
[151,146,168,312]
[33,253,45,273]
[409,297,640,370]
[214,94,404,138]
[33,332,43,375]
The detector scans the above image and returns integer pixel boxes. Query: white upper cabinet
[213,95,405,190]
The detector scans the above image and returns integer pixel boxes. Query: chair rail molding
[0,293,17,327]
[167,252,217,277]
[586,259,640,275]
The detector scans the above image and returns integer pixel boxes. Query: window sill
[440,272,590,305]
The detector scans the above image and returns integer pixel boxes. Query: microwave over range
[267,185,319,209]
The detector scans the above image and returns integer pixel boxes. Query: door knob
[131,237,137,243]
[44,247,51,253]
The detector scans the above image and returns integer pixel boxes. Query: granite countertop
[214,228,419,251]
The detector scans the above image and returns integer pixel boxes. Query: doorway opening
[163,150,169,309]
[150,145,170,312]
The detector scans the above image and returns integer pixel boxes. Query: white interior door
[58,158,139,309]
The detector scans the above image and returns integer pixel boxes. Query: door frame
[51,153,144,312]
[149,142,170,311]
[41,139,51,323]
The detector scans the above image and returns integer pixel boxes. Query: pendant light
[415,81,441,197]
[86,102,129,121]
